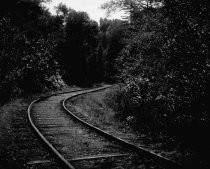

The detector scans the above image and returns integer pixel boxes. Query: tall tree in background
[58,10,99,85]
[98,18,127,82]
[101,0,162,21]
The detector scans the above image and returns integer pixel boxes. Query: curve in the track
[28,85,183,169]
[27,85,112,169]
[63,88,183,169]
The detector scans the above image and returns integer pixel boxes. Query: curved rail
[27,86,112,169]
[28,98,76,169]
[63,89,183,169]
[28,85,182,169]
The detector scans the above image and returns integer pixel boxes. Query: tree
[107,1,210,161]
[0,0,44,26]
[58,10,99,85]
[162,0,210,136]
[55,3,69,17]
[98,18,127,82]
[0,0,64,102]
[101,0,163,20]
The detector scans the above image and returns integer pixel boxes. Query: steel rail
[28,98,76,169]
[27,154,129,165]
[28,85,182,169]
[63,88,183,169]
[27,86,112,169]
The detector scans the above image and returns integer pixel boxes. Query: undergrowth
[105,84,210,151]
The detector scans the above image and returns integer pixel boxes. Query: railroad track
[28,85,182,169]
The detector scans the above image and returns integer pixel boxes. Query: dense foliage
[0,0,124,102]
[104,0,210,159]
[98,18,127,82]
[0,0,63,102]
[59,10,99,85]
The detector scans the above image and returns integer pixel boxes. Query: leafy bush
[106,1,210,148]
[0,18,62,102]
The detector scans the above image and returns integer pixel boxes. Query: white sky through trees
[44,0,125,23]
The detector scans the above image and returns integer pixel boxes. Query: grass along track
[64,86,183,169]
[0,94,71,169]
[28,86,171,169]
[28,86,113,169]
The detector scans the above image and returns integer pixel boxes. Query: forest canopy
[0,0,127,101]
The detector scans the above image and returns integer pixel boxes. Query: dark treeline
[0,0,59,101]
[103,0,209,167]
[0,0,125,102]
[55,6,127,85]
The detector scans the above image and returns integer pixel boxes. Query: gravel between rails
[0,98,63,169]
[30,88,166,169]
[0,86,83,169]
